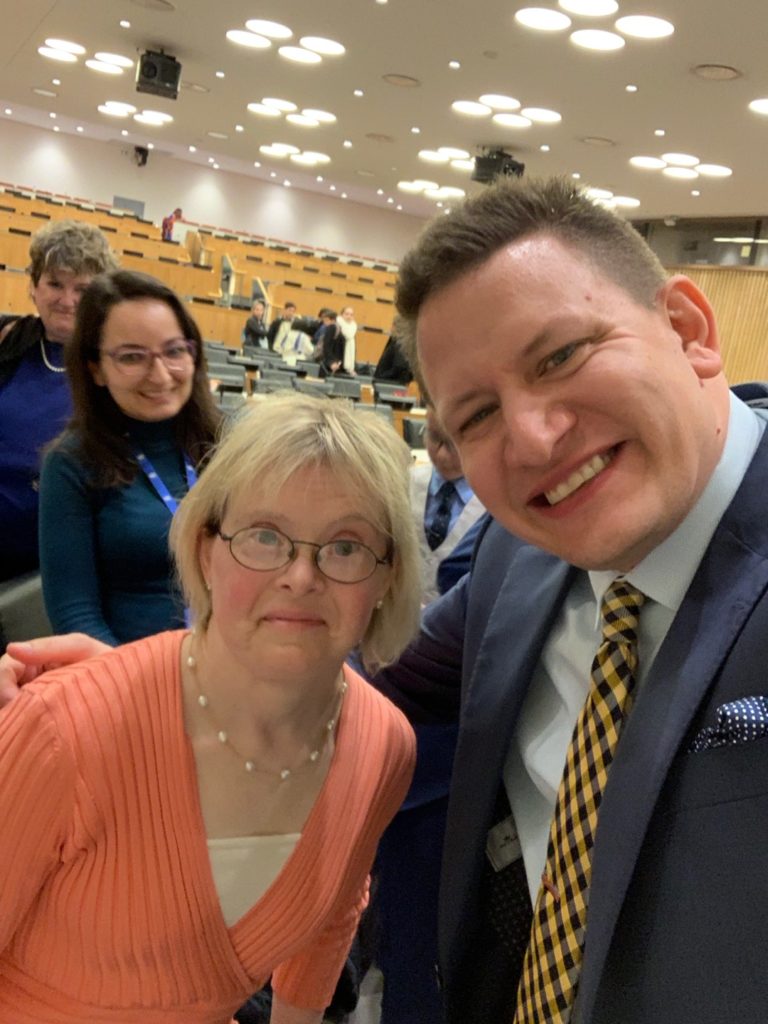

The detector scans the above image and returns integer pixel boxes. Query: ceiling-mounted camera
[471,148,525,184]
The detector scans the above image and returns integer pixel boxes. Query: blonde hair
[170,393,421,672]
[28,219,118,284]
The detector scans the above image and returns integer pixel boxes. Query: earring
[205,581,212,592]
[375,599,384,610]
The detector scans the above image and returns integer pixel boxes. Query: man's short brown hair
[395,176,667,372]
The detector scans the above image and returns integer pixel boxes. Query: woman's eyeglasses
[217,526,391,584]
[100,339,197,377]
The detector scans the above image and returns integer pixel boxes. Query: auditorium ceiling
[0,0,767,220]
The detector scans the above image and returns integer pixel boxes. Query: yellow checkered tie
[513,579,646,1023]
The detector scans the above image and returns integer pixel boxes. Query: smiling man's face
[417,233,730,571]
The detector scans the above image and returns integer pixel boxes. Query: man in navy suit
[374,176,768,1023]
[3,178,767,1023]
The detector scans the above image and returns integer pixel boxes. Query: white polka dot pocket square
[689,695,768,753]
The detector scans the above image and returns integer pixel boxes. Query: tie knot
[437,479,455,502]
[600,580,645,645]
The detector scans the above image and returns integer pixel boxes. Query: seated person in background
[373,334,413,385]
[267,301,298,350]
[373,406,485,1024]
[411,409,486,603]
[39,270,220,645]
[243,298,269,349]
[339,306,358,375]
[0,219,117,581]
[313,310,345,377]
[0,393,418,1024]
[161,206,183,241]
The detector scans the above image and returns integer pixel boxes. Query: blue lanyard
[131,443,197,628]
[131,446,197,515]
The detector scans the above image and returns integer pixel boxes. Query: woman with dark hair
[38,269,221,645]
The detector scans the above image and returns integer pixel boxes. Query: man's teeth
[545,452,613,506]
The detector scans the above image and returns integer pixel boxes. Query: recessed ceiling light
[343,140,353,148]
[625,84,638,93]
[300,36,345,56]
[585,186,613,200]
[49,112,57,119]
[515,8,571,30]
[121,129,128,136]
[695,163,732,177]
[279,46,322,63]
[353,89,364,97]
[4,108,11,115]
[748,98,768,115]
[492,112,532,128]
[570,28,624,50]
[382,73,420,87]
[283,180,291,187]
[521,107,561,123]
[612,196,641,208]
[52,78,61,85]
[33,88,58,98]
[376,0,388,5]
[212,162,219,169]
[330,185,336,191]
[316,174,323,181]
[448,60,461,69]
[189,145,197,152]
[100,100,137,115]
[286,113,319,127]
[53,125,60,132]
[419,149,449,163]
[450,159,474,171]
[571,172,581,179]
[38,47,77,62]
[691,190,700,196]
[396,204,402,210]
[85,59,123,74]
[134,110,173,125]
[235,124,244,132]
[411,126,421,134]
[226,30,271,49]
[439,146,470,159]
[540,144,550,152]
[45,38,86,54]
[662,166,698,180]
[215,71,225,78]
[480,93,521,111]
[147,143,154,150]
[120,20,131,27]
[247,102,282,117]
[615,15,674,39]
[302,108,336,123]
[376,188,384,195]
[262,97,297,112]
[76,125,84,132]
[559,0,617,14]
[302,151,330,163]
[245,19,292,39]
[270,172,276,178]
[254,161,261,167]
[398,181,425,192]
[654,129,666,137]
[207,130,228,139]
[452,100,491,116]
[662,152,699,167]
[693,64,740,81]
[95,52,134,68]
[413,179,439,189]
[629,155,666,169]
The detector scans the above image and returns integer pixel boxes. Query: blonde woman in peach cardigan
[0,394,420,1024]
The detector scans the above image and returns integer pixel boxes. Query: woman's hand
[0,634,109,708]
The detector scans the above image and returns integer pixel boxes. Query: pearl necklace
[39,336,66,373]
[186,650,348,781]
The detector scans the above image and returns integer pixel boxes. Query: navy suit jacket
[375,426,768,1024]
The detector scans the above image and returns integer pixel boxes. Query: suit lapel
[440,543,574,968]
[577,436,768,1021]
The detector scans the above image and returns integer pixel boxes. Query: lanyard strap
[131,445,197,515]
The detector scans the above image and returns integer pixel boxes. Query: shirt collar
[429,468,474,504]
[589,392,765,619]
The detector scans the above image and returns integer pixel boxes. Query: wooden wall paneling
[0,269,35,314]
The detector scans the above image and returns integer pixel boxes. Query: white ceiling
[1,0,767,222]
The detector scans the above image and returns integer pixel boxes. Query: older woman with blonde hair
[0,393,419,1024]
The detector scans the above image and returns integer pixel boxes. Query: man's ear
[658,274,723,381]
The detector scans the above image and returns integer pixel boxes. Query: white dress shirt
[503,394,765,902]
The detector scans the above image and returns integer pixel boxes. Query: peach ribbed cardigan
[0,631,415,1023]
